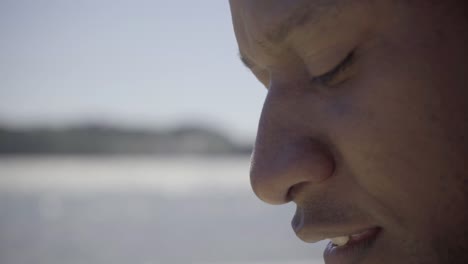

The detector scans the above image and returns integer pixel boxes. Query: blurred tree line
[0,125,252,156]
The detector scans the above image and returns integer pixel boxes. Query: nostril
[249,140,336,205]
[286,181,310,202]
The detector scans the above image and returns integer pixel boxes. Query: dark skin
[229,0,468,263]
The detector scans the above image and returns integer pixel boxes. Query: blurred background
[0,0,325,263]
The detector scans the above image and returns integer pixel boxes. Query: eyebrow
[238,1,338,69]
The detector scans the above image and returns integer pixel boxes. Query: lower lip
[323,227,381,264]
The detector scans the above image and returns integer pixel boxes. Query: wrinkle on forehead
[265,0,340,44]
[238,0,339,45]
[231,0,342,64]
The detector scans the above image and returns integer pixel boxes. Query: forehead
[231,0,312,43]
[229,0,339,63]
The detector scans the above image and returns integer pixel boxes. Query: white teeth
[330,236,350,247]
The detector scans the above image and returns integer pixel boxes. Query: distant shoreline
[0,124,253,156]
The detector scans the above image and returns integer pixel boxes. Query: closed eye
[310,50,355,87]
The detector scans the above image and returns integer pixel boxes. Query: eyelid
[310,50,355,86]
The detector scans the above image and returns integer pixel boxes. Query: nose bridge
[250,86,335,205]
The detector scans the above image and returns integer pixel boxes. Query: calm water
[0,156,325,264]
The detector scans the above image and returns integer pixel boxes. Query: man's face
[229,0,468,263]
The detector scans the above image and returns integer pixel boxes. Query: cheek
[324,59,465,235]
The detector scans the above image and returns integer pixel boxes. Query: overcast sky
[0,0,265,141]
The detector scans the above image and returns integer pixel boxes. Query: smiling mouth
[292,212,382,264]
[324,227,382,264]
[291,204,382,263]
[328,227,380,247]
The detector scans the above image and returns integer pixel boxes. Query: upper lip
[289,186,378,244]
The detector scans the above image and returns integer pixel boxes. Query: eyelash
[310,50,355,86]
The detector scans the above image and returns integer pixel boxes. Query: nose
[250,88,335,205]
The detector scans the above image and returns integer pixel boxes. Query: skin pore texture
[229,0,468,263]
